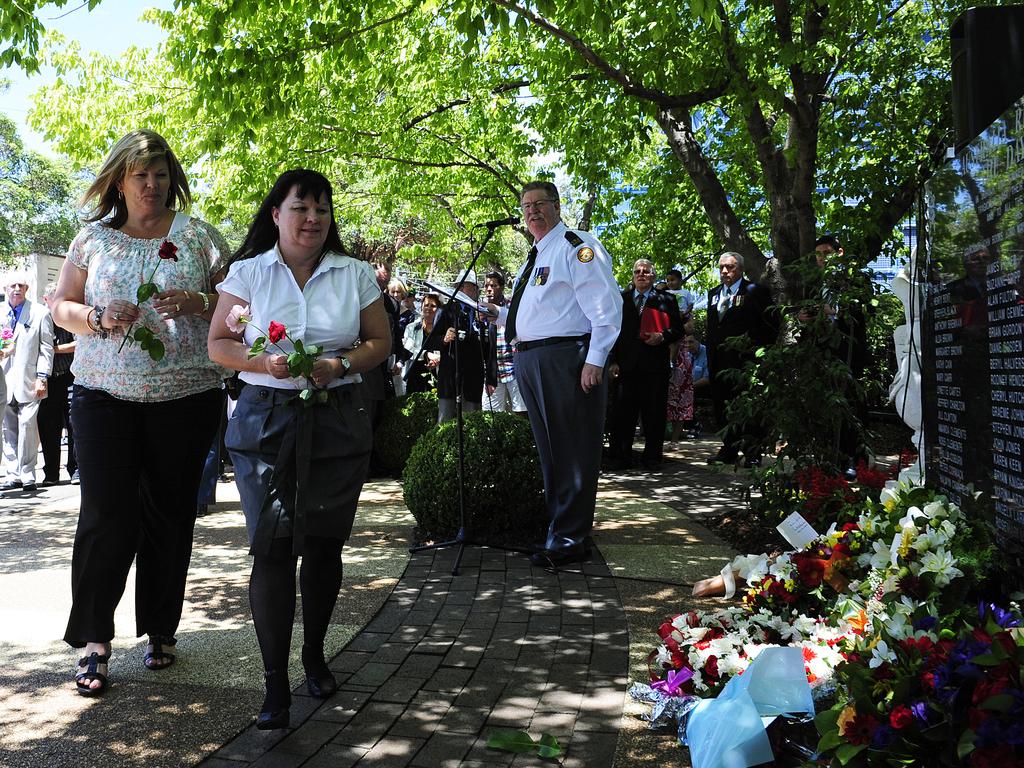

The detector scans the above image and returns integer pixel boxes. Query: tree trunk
[655,106,767,279]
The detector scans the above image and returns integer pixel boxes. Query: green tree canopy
[22,0,998,286]
[0,112,82,266]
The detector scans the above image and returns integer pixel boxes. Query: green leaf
[147,338,166,361]
[293,338,305,355]
[249,337,266,357]
[957,729,976,759]
[299,388,312,400]
[835,743,867,765]
[486,729,537,754]
[817,729,844,752]
[133,326,154,342]
[536,733,563,758]
[979,694,1016,712]
[137,282,158,303]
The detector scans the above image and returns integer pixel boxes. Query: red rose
[703,655,719,679]
[889,704,914,730]
[159,240,179,261]
[972,674,1010,705]
[268,321,287,344]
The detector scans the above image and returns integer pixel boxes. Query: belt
[516,334,590,352]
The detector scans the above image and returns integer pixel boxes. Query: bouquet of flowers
[815,602,1024,768]
[646,605,850,699]
[226,305,327,404]
[739,524,868,615]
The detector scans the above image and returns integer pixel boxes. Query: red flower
[843,712,879,745]
[158,240,178,261]
[268,321,287,344]
[972,674,1010,705]
[971,627,992,644]
[972,747,1022,768]
[793,553,826,588]
[889,704,914,730]
[704,655,719,679]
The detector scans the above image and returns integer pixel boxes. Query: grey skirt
[225,383,372,555]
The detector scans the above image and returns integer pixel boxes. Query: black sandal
[144,635,177,670]
[75,651,110,697]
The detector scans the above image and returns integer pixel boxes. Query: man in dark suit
[706,251,778,466]
[608,259,684,469]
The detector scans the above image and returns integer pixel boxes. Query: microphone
[483,215,521,228]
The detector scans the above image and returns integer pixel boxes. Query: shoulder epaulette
[564,231,584,247]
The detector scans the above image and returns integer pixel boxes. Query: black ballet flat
[256,670,291,730]
[302,644,337,699]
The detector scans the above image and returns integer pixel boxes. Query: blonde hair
[82,130,191,228]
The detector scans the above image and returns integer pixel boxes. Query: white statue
[888,247,924,483]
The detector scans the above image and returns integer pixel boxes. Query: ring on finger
[174,304,180,313]
[114,312,123,321]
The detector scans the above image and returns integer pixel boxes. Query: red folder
[639,307,671,339]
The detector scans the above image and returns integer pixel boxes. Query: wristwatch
[338,356,352,378]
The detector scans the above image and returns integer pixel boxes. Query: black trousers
[609,368,670,464]
[38,371,76,480]
[64,386,222,647]
[515,340,608,551]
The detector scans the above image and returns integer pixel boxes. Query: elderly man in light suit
[1,275,54,492]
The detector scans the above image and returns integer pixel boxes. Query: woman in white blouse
[208,169,390,729]
[51,130,226,697]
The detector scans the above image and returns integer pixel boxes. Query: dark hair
[520,180,560,203]
[484,271,506,287]
[231,169,347,264]
[814,234,842,252]
[667,268,682,280]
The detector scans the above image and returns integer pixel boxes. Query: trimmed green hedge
[402,411,547,544]
[372,391,439,474]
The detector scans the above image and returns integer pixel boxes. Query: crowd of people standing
[1,127,871,731]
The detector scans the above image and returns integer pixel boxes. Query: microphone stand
[409,223,506,575]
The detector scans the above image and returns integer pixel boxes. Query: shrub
[372,391,439,474]
[402,411,547,545]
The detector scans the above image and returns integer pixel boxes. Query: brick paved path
[202,545,629,768]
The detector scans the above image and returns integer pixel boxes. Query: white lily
[869,639,895,668]
[919,547,963,587]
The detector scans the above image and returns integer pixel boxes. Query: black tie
[636,292,647,317]
[505,246,537,342]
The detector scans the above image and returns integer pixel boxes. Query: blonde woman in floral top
[50,130,226,697]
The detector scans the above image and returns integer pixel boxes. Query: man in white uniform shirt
[491,181,622,567]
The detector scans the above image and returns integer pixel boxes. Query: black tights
[249,535,344,676]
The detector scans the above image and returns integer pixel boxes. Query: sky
[0,0,170,156]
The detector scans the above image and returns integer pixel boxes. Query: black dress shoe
[22,483,38,492]
[0,479,23,491]
[301,645,337,699]
[256,670,291,730]
[530,546,590,568]
[41,476,60,487]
